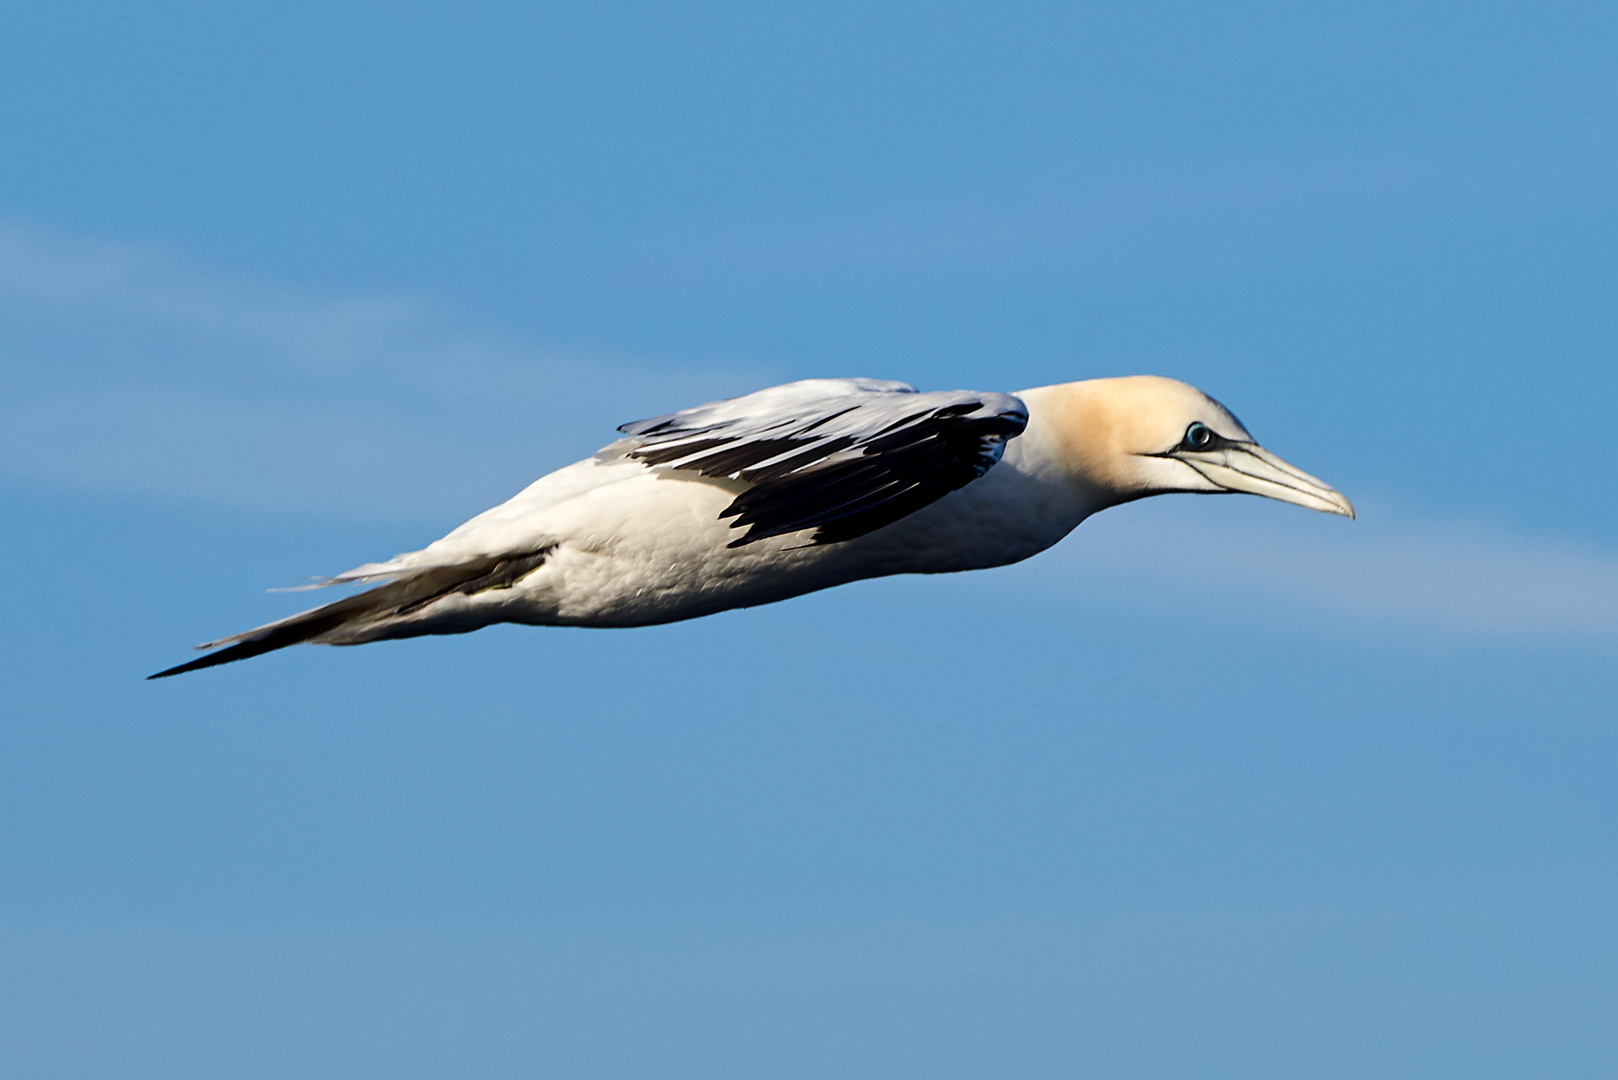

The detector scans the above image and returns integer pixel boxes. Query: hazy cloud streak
[3,222,1612,642]
[0,222,759,523]
[1009,496,1618,642]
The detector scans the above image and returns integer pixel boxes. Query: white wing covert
[615,378,1029,546]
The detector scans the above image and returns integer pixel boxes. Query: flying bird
[150,375,1353,678]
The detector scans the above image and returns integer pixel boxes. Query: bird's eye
[1184,422,1214,450]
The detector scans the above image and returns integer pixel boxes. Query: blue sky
[1,2,1615,1077]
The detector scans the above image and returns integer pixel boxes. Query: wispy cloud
[3,221,1612,642]
[0,221,762,522]
[1008,496,1618,642]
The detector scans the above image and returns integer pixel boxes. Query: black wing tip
[146,634,296,680]
[145,547,559,681]
[147,648,242,680]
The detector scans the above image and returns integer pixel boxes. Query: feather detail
[618,379,1028,545]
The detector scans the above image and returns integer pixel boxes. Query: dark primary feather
[148,547,554,678]
[619,379,1028,546]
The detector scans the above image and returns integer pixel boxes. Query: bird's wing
[612,377,1029,546]
[150,378,1027,677]
[147,545,558,678]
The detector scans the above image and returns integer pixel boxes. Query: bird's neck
[1003,383,1134,519]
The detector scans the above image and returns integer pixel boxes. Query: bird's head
[1034,375,1354,517]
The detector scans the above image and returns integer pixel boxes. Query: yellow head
[1026,375,1354,516]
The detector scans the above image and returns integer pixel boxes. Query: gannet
[150,376,1352,678]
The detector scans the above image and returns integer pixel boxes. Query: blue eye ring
[1184,422,1214,450]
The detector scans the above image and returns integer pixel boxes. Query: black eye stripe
[1143,421,1243,458]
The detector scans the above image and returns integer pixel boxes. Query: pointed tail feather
[147,596,387,679]
[147,547,554,679]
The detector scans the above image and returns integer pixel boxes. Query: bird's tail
[147,547,554,679]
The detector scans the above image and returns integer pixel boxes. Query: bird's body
[152,375,1352,677]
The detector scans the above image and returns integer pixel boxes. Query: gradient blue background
[2,3,1615,1077]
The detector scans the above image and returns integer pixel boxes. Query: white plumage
[152,375,1352,677]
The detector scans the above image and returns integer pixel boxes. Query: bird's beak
[1177,444,1355,518]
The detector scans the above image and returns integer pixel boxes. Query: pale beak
[1177,444,1355,518]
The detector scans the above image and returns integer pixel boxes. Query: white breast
[533,425,1092,626]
